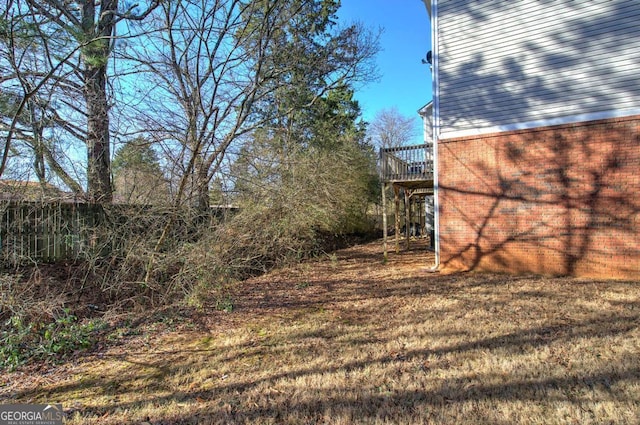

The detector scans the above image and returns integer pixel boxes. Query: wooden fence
[0,201,238,265]
[0,201,106,264]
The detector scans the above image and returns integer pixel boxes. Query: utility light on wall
[421,50,432,65]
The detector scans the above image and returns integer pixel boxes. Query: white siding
[435,0,640,139]
[418,102,434,145]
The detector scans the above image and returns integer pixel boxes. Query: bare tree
[0,0,159,202]
[122,0,379,211]
[1,1,85,193]
[368,106,419,149]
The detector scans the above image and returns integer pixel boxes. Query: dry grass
[1,239,639,424]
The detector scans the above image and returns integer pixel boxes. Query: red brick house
[424,0,640,279]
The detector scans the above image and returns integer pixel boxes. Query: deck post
[404,189,411,250]
[382,182,388,260]
[393,184,400,253]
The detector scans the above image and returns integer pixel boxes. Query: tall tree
[125,0,379,210]
[112,139,168,204]
[233,86,378,237]
[1,0,159,202]
[368,106,419,149]
[1,3,83,193]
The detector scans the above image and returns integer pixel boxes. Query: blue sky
[337,0,433,139]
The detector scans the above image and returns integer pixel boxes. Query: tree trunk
[194,152,210,211]
[81,0,114,204]
[196,177,210,211]
[84,64,112,203]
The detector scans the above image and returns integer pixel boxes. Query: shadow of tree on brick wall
[435,0,640,277]
[439,123,640,276]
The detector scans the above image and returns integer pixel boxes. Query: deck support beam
[382,182,388,260]
[405,189,411,250]
[393,184,401,254]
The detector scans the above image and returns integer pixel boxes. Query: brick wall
[438,115,640,279]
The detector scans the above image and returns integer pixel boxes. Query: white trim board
[438,108,640,140]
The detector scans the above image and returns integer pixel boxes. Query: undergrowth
[0,209,377,371]
[0,308,105,371]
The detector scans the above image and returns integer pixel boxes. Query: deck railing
[379,143,434,183]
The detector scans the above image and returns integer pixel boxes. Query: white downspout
[425,0,440,272]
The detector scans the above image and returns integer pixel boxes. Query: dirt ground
[1,238,639,424]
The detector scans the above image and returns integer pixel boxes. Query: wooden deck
[378,144,435,257]
[379,143,434,188]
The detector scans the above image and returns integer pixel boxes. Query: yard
[1,239,638,424]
